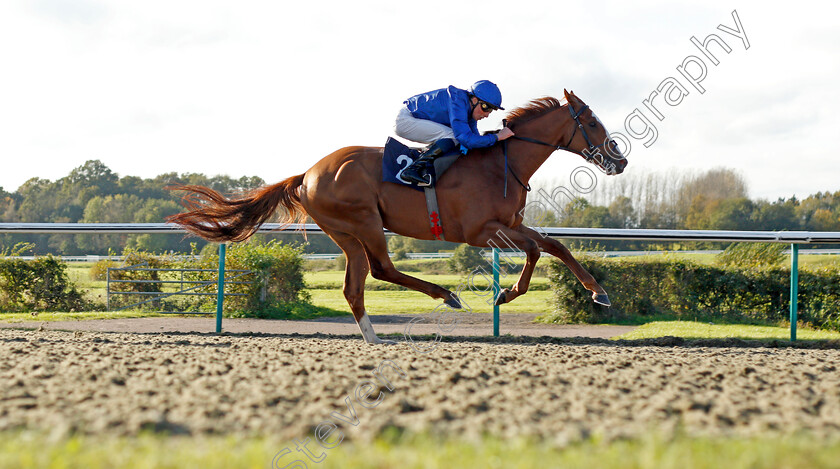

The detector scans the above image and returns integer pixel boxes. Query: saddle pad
[382,137,462,191]
[382,137,423,192]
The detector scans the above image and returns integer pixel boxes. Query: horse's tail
[166,174,307,242]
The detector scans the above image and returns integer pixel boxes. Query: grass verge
[0,304,349,323]
[0,431,839,469]
[614,321,840,341]
[0,311,172,322]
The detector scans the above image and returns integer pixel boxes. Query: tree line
[1,162,838,255]
[0,160,339,255]
[532,167,840,250]
[552,167,840,232]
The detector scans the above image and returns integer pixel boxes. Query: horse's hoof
[444,295,462,309]
[494,291,507,306]
[592,293,611,307]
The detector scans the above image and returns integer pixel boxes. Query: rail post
[493,248,500,337]
[106,267,111,310]
[216,243,226,334]
[790,243,799,342]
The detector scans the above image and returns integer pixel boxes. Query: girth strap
[423,186,444,241]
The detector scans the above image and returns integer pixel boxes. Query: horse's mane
[505,97,565,127]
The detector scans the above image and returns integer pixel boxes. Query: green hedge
[543,256,840,331]
[0,256,89,312]
[99,241,311,318]
[185,240,311,318]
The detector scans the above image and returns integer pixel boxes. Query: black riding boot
[401,139,457,187]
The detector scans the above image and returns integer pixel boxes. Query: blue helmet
[470,80,504,110]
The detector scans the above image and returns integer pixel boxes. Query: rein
[513,103,614,158]
[501,102,621,194]
[502,139,531,198]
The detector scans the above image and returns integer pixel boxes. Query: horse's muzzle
[611,157,628,175]
[597,155,627,176]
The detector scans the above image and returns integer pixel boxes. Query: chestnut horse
[168,90,627,344]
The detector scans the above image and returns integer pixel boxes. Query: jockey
[394,80,515,187]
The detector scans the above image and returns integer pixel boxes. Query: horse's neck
[509,108,576,183]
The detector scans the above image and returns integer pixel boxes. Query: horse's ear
[563,89,572,101]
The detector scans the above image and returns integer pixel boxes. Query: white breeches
[394,106,456,144]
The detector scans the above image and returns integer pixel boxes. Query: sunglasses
[479,101,497,113]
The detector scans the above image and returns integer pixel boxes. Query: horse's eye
[588,121,597,128]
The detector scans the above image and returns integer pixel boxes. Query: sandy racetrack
[1,328,839,447]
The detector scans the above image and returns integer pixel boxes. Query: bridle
[507,102,624,175]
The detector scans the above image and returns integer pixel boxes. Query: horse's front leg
[469,223,541,305]
[516,225,610,306]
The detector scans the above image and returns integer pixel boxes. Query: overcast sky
[0,0,837,201]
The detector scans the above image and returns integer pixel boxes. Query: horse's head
[562,89,627,175]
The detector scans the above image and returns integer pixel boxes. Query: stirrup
[414,174,433,187]
[401,166,433,186]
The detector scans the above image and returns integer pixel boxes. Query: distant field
[304,270,551,291]
[303,266,554,315]
[66,262,107,299]
[308,288,553,316]
[588,251,840,269]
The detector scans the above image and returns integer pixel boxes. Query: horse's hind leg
[352,218,462,309]
[517,225,610,306]
[322,228,396,345]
